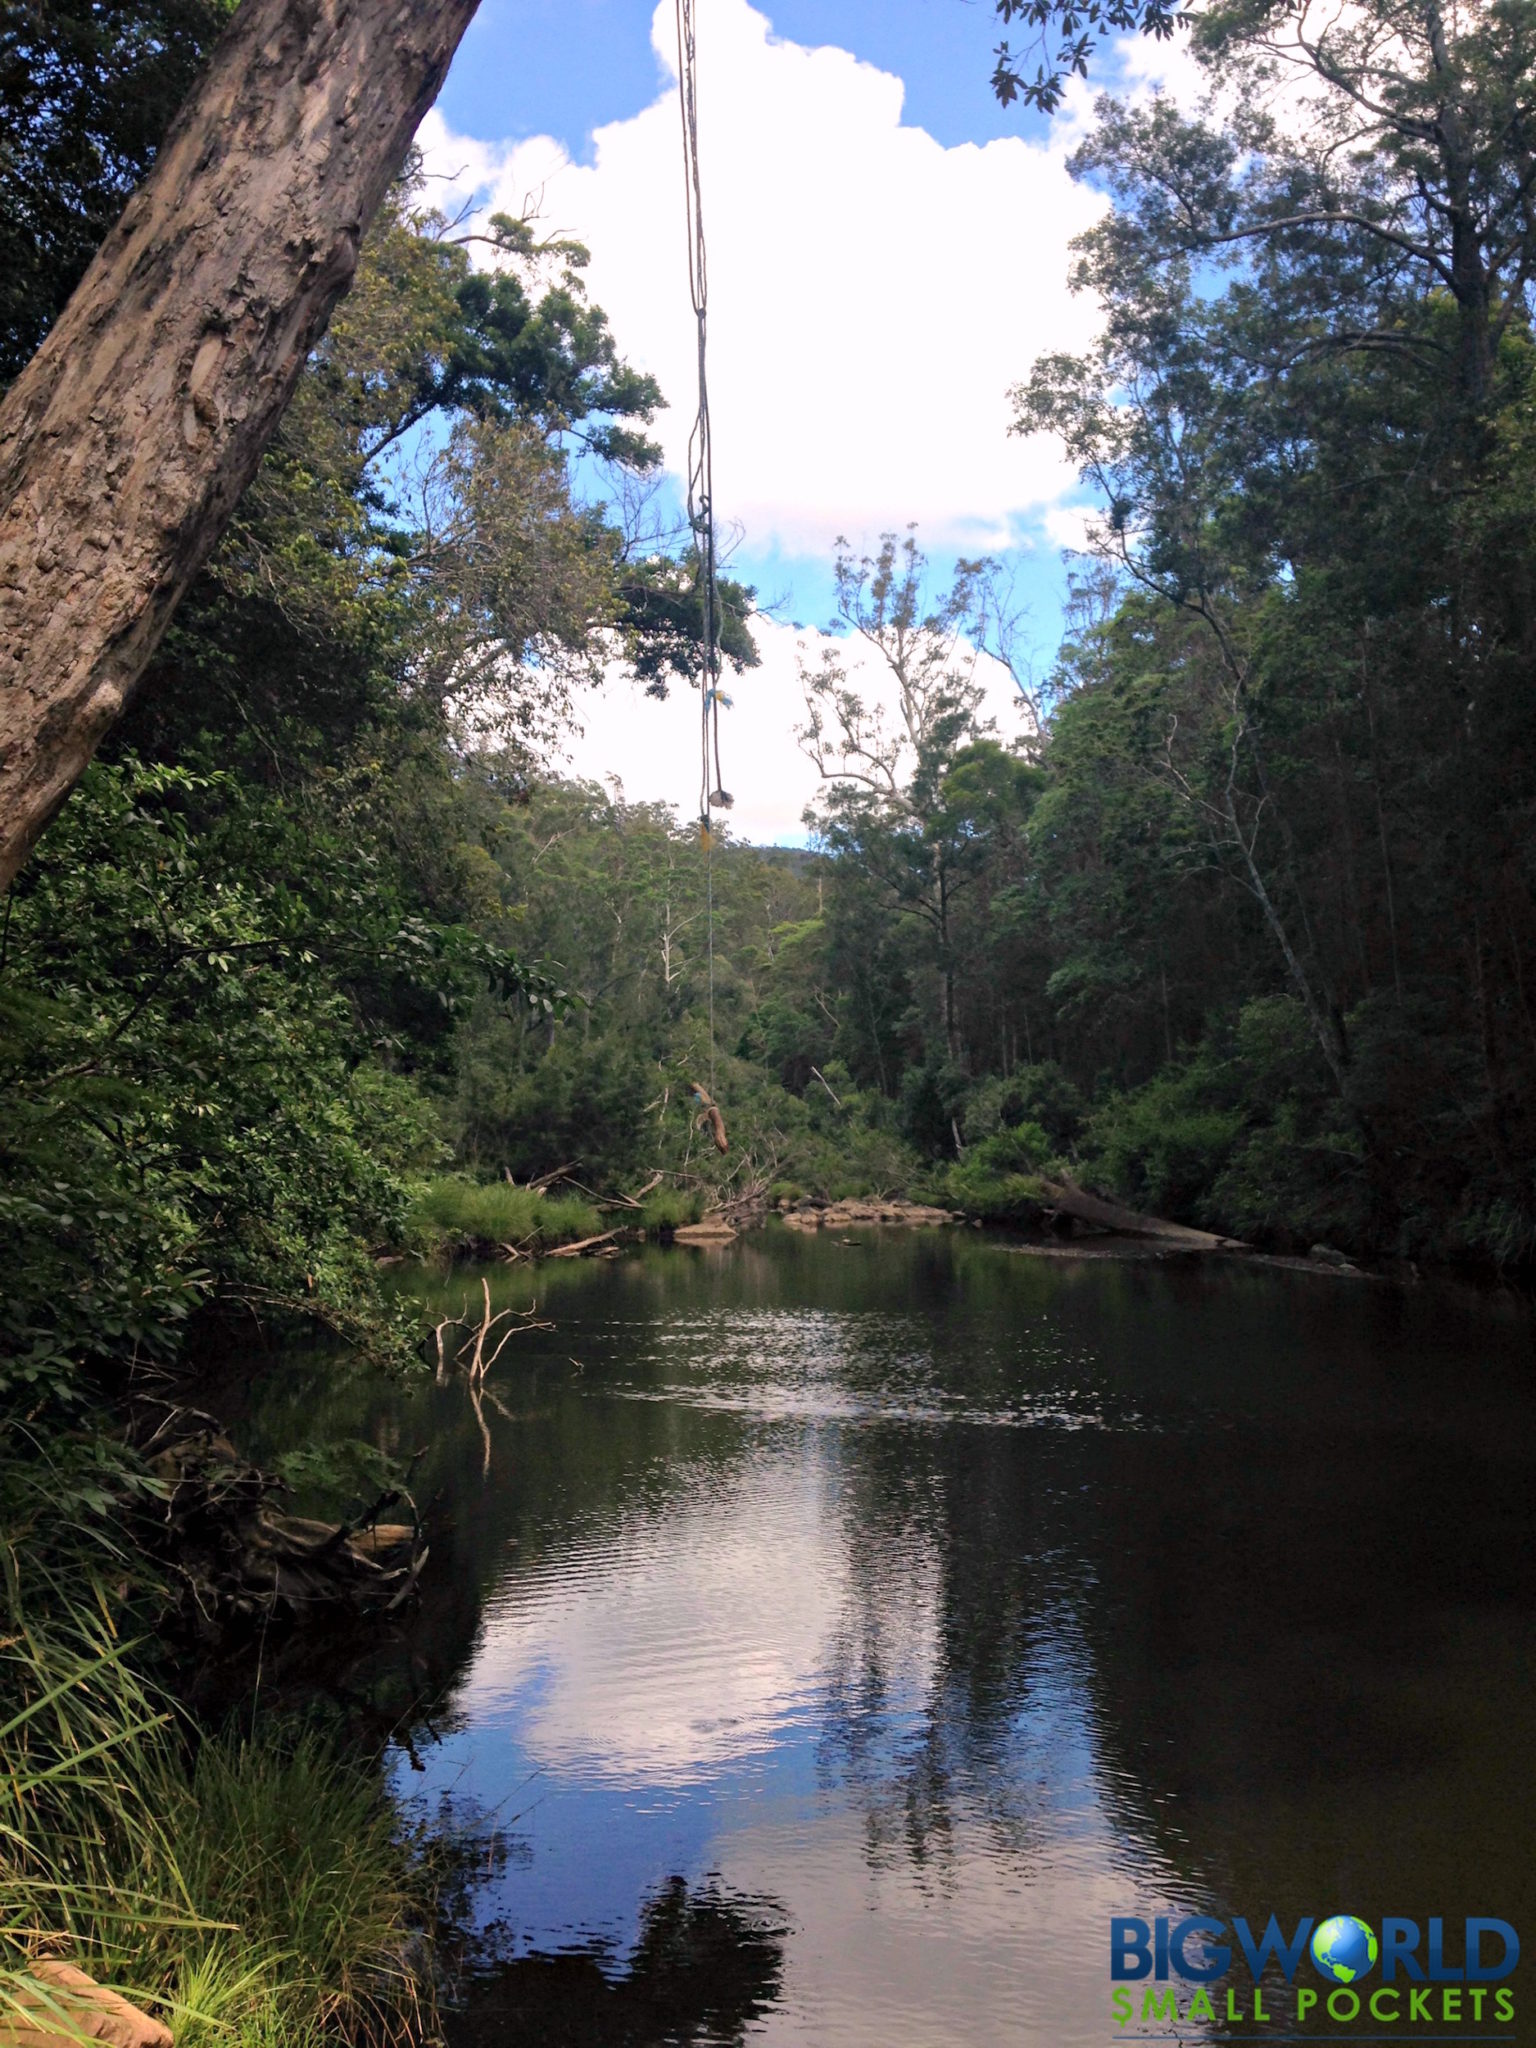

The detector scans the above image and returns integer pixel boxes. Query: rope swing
[675,0,729,831]
[675,0,730,1133]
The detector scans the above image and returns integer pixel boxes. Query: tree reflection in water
[446,1875,787,2047]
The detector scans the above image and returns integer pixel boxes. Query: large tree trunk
[0,0,482,890]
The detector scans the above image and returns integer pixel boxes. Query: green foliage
[407,1179,601,1254]
[944,1123,1056,1225]
[0,757,462,1386]
[989,0,1181,114]
[640,1188,706,1232]
[899,1062,970,1160]
[1081,1074,1246,1223]
[963,1065,1084,1149]
[1077,1000,1371,1243]
[0,0,233,384]
[451,1016,651,1189]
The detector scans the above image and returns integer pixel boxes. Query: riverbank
[406,1173,1400,1285]
[0,1569,437,2048]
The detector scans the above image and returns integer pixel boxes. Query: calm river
[222,1227,1536,2047]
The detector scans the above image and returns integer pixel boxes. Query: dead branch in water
[432,1277,553,1383]
[431,1278,555,1478]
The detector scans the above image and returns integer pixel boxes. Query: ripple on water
[394,1235,1536,2048]
[595,1304,1153,1431]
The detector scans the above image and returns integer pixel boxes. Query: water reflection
[448,1876,786,2048]
[210,1231,1536,2045]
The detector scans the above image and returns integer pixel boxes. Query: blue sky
[434,0,1075,631]
[438,1,1063,163]
[420,2,1184,837]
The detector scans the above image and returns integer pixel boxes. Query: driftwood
[544,1228,624,1258]
[780,1197,953,1230]
[516,1161,580,1192]
[689,1081,730,1154]
[433,1278,551,1380]
[599,1171,665,1213]
[0,1961,171,2048]
[133,1405,426,1638]
[1031,1177,1246,1250]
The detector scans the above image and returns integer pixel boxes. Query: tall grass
[639,1188,705,1232]
[0,1583,431,2047]
[407,1177,601,1254]
[166,1728,426,2046]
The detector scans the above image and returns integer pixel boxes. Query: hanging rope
[675,0,727,1088]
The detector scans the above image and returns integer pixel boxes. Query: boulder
[0,1961,172,2048]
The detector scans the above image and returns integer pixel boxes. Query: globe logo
[1311,1916,1379,1983]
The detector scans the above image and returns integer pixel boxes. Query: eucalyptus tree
[798,532,1006,1064]
[0,0,489,890]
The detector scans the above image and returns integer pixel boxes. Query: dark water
[217,1228,1536,2046]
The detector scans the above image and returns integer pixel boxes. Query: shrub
[963,1064,1084,1149]
[944,1122,1057,1224]
[1208,1114,1370,1248]
[1077,999,1373,1245]
[1079,1068,1244,1218]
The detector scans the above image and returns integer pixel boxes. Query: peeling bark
[0,0,482,888]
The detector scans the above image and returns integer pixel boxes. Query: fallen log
[1030,1177,1245,1250]
[544,1228,625,1258]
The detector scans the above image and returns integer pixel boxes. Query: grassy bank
[408,1176,712,1253]
[638,1188,705,1233]
[0,1587,434,2047]
[407,1177,602,1256]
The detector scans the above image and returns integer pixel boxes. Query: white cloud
[557,614,1030,845]
[417,0,1108,562]
[455,1438,940,1783]
[416,3,1209,834]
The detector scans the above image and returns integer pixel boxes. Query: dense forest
[7,0,1536,1413]
[3,0,1536,2035]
